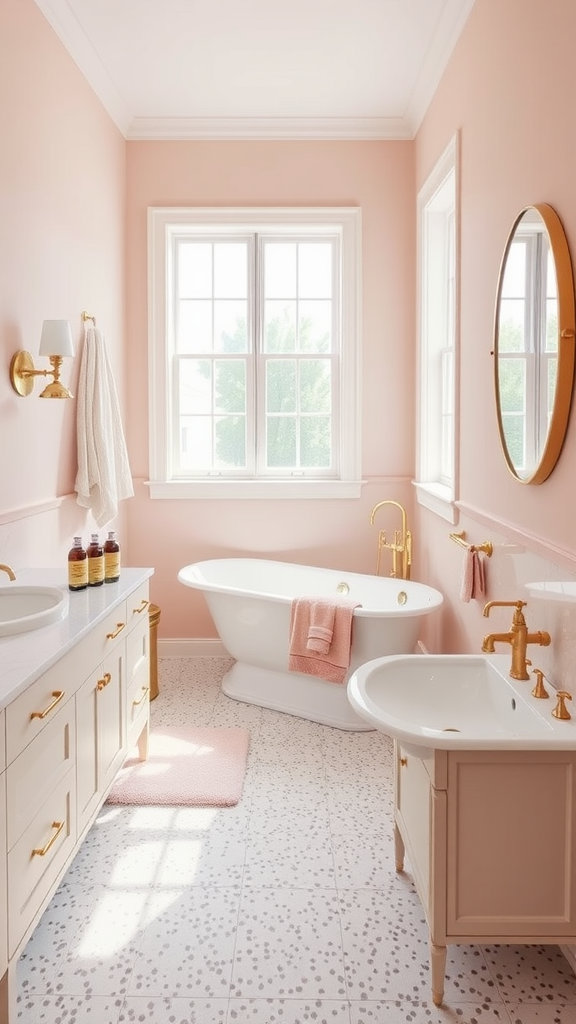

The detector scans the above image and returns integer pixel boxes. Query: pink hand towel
[460,548,486,602]
[306,599,337,654]
[288,597,361,683]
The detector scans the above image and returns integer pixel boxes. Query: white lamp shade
[39,320,74,358]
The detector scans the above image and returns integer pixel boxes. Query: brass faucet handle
[552,691,572,720]
[531,668,549,699]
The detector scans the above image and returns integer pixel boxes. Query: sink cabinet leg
[430,942,446,1006]
[394,822,405,871]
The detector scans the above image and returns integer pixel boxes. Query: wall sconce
[9,320,75,399]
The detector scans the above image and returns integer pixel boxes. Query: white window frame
[147,207,362,499]
[414,134,460,523]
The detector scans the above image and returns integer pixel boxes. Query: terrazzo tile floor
[17,657,576,1023]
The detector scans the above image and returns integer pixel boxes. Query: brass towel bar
[449,530,493,557]
[81,310,96,326]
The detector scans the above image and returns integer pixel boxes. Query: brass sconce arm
[9,320,75,399]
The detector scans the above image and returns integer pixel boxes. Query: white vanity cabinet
[0,568,152,1024]
[394,741,576,1006]
[0,714,7,982]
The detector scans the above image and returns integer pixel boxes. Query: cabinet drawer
[6,700,75,850]
[8,769,76,958]
[0,773,7,977]
[0,710,5,771]
[127,581,150,632]
[395,746,431,906]
[127,615,150,701]
[6,644,84,765]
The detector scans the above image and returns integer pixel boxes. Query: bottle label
[88,555,105,584]
[69,561,88,587]
[105,552,120,580]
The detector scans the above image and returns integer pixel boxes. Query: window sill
[147,479,364,500]
[413,481,458,523]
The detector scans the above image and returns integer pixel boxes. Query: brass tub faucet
[481,600,551,680]
[0,563,16,581]
[369,500,412,579]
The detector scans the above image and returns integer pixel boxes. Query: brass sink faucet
[0,563,16,581]
[481,600,551,680]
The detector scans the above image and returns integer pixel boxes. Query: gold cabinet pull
[96,672,112,692]
[132,686,150,707]
[106,622,126,640]
[133,599,149,615]
[32,820,64,857]
[30,690,65,720]
[400,757,408,767]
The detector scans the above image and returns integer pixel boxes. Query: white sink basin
[0,585,68,637]
[347,654,576,751]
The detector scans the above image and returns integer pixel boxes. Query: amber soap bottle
[68,536,88,591]
[86,533,105,587]
[104,531,120,583]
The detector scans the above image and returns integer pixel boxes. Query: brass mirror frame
[494,203,576,485]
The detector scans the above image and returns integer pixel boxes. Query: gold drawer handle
[97,672,112,691]
[106,622,126,640]
[400,757,408,767]
[133,599,149,614]
[32,820,64,857]
[30,690,65,720]
[132,686,150,707]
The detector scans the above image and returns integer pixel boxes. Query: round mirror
[494,203,575,484]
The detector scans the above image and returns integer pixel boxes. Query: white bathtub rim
[178,557,443,615]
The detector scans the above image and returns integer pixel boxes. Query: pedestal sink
[0,585,68,637]
[347,653,576,1009]
[347,652,575,750]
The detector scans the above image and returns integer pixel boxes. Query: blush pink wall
[414,0,576,694]
[124,141,417,637]
[1,0,575,688]
[0,0,126,567]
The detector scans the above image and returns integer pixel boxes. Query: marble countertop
[0,567,154,710]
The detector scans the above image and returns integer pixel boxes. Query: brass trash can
[149,603,161,701]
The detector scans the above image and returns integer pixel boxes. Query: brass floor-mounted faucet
[481,600,551,680]
[0,563,16,581]
[369,500,412,579]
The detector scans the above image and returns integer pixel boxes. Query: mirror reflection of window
[497,212,558,480]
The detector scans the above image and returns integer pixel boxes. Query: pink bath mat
[106,726,250,807]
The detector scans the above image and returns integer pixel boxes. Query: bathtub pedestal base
[222,661,374,731]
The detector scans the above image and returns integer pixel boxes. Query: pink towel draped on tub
[289,597,362,683]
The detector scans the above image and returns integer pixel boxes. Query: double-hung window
[148,208,361,498]
[415,134,459,523]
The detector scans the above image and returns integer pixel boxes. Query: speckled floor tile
[244,823,336,888]
[349,999,512,1022]
[227,999,352,1022]
[507,1006,570,1023]
[482,945,576,1004]
[17,994,123,1022]
[16,657,576,1023]
[118,996,229,1022]
[231,888,347,999]
[128,886,242,998]
[331,827,396,889]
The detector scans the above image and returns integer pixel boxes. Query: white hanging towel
[75,325,134,527]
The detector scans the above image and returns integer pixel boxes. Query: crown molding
[125,115,413,142]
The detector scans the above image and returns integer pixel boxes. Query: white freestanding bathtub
[178,558,443,730]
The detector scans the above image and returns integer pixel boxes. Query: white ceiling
[34,0,476,140]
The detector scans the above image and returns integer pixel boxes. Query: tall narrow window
[148,208,361,499]
[415,135,459,522]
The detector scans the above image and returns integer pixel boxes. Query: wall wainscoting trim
[158,638,228,658]
[0,494,70,525]
[456,501,576,574]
